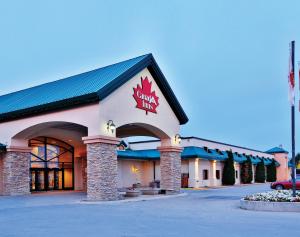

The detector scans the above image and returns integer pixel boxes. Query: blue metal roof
[118,146,279,166]
[181,147,227,161]
[249,155,261,165]
[118,147,226,162]
[233,153,247,163]
[117,147,278,166]
[266,147,288,154]
[117,149,160,160]
[0,54,188,124]
[261,157,272,166]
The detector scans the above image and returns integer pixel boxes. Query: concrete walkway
[0,184,299,237]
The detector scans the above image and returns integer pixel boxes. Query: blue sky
[0,0,299,152]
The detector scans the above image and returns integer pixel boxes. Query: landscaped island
[244,190,300,202]
[241,190,300,212]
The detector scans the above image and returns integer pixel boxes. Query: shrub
[241,156,253,184]
[266,160,277,182]
[296,153,300,167]
[222,150,236,185]
[255,160,266,183]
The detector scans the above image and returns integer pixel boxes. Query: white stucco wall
[235,162,241,185]
[117,160,155,188]
[198,159,211,187]
[98,68,181,144]
[74,157,84,190]
[154,161,161,180]
[215,161,223,186]
[252,164,256,183]
[181,160,189,173]
[0,104,100,146]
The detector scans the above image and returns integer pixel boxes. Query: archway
[116,123,169,190]
[29,137,75,192]
[11,121,88,193]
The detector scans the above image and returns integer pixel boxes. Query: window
[235,170,238,179]
[216,170,220,180]
[203,169,209,180]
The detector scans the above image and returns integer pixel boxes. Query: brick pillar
[158,146,183,193]
[82,135,120,201]
[0,146,31,196]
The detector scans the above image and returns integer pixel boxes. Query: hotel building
[0,54,289,200]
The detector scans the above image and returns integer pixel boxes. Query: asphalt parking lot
[0,184,298,237]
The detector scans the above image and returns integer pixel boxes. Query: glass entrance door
[30,168,73,191]
[29,137,74,192]
[47,168,60,190]
[30,169,46,191]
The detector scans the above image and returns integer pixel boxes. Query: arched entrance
[6,121,88,194]
[29,137,74,191]
[116,123,166,189]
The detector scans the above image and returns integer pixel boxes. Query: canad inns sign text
[133,77,159,114]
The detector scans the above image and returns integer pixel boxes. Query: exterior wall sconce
[107,120,116,133]
[175,134,181,144]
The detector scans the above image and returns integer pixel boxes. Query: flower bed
[244,190,300,202]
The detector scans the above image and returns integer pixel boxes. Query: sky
[0,0,299,153]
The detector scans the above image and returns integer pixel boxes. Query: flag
[288,41,295,106]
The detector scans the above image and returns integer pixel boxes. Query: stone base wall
[0,151,30,196]
[86,143,118,201]
[160,150,181,192]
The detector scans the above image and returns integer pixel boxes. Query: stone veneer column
[82,135,120,201]
[0,146,31,196]
[158,146,183,193]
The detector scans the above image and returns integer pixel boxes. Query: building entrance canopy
[0,54,188,200]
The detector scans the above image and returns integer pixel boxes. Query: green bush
[241,156,253,184]
[266,160,277,182]
[296,153,300,167]
[255,160,266,183]
[222,150,236,185]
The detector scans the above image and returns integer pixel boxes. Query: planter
[132,183,141,189]
[125,190,141,198]
[240,199,300,212]
[141,188,160,195]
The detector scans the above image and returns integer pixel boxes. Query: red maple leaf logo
[133,77,159,114]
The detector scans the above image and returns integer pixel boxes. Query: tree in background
[255,160,266,183]
[222,150,236,185]
[241,156,253,184]
[295,153,300,167]
[266,160,277,182]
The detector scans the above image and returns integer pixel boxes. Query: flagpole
[291,40,296,197]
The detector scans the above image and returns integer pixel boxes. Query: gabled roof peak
[266,147,288,154]
[0,54,188,124]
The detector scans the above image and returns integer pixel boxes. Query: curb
[79,193,187,205]
[240,199,300,212]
